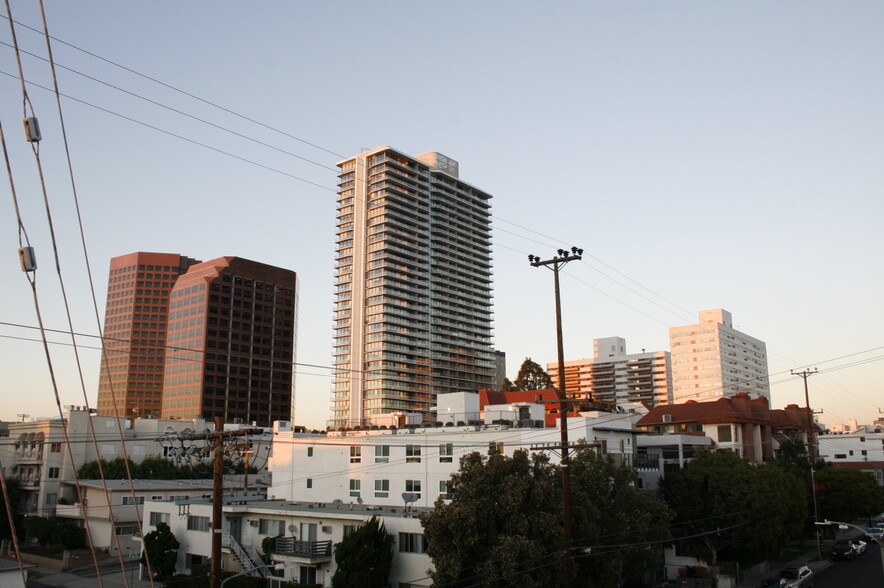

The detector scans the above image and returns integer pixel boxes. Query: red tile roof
[636,393,821,431]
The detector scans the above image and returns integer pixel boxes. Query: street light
[220,562,288,587]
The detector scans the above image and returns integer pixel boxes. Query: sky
[1,1,881,431]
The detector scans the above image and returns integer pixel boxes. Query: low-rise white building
[143,497,429,586]
[817,432,884,485]
[269,408,642,509]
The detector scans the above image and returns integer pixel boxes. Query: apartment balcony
[14,450,43,464]
[273,538,333,564]
[15,473,41,488]
[55,503,139,522]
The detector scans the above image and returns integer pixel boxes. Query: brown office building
[96,252,200,418]
[97,253,297,426]
[160,257,298,426]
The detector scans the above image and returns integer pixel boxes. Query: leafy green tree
[137,456,182,479]
[77,457,136,479]
[25,516,55,547]
[660,451,807,565]
[50,521,86,549]
[142,521,179,580]
[0,478,22,541]
[499,377,514,392]
[422,449,671,588]
[513,358,552,391]
[817,466,884,523]
[332,517,393,588]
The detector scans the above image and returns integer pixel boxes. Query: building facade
[669,309,770,402]
[96,252,199,418]
[331,147,494,428]
[549,337,672,408]
[160,256,297,425]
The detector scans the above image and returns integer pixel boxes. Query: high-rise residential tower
[669,309,770,402]
[331,147,494,428]
[161,257,297,426]
[548,337,672,408]
[96,252,199,419]
[97,253,297,426]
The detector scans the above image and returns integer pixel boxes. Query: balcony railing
[273,538,332,562]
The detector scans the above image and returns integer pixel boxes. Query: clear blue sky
[1,1,881,430]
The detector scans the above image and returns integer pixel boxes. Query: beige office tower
[669,309,770,402]
[549,337,672,407]
[331,147,494,428]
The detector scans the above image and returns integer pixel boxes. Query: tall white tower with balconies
[331,147,494,428]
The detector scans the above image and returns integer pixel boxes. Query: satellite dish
[356,496,364,505]
[288,524,296,533]
[331,499,343,508]
[401,493,418,504]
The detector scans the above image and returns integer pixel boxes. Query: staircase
[228,534,266,577]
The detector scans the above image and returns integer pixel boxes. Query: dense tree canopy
[816,466,884,523]
[332,517,393,588]
[513,358,553,391]
[0,478,22,541]
[77,455,250,480]
[421,449,671,588]
[142,522,179,580]
[659,451,807,565]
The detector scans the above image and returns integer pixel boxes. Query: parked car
[758,578,787,588]
[859,533,879,544]
[780,565,814,588]
[866,528,884,541]
[849,539,867,555]
[832,540,857,560]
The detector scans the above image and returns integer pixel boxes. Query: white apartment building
[669,309,770,402]
[269,408,642,510]
[144,497,430,587]
[331,147,495,429]
[817,432,884,485]
[549,337,672,408]
[0,408,270,517]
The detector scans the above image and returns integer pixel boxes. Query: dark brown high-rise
[96,252,200,418]
[160,257,297,426]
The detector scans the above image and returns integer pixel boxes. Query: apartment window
[185,553,205,569]
[149,512,170,526]
[405,480,421,499]
[349,479,361,498]
[169,495,190,501]
[343,525,359,538]
[50,443,62,453]
[399,532,426,553]
[122,496,145,506]
[187,516,210,532]
[151,495,163,500]
[47,467,60,479]
[717,425,732,443]
[350,446,362,463]
[45,493,57,506]
[258,519,285,536]
[406,445,421,463]
[834,454,847,459]
[439,480,449,500]
[488,442,504,455]
[375,479,390,498]
[439,443,453,463]
[375,445,390,463]
[306,479,313,489]
[307,447,314,457]
[115,524,140,536]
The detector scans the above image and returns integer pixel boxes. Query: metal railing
[274,537,332,559]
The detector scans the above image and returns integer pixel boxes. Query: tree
[77,457,135,479]
[816,466,884,523]
[421,449,671,588]
[331,517,393,588]
[499,377,514,392]
[659,451,807,565]
[25,516,55,547]
[0,478,22,541]
[513,358,552,391]
[142,521,180,580]
[138,456,182,479]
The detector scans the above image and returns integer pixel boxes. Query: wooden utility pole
[792,368,821,559]
[212,417,224,588]
[529,247,583,588]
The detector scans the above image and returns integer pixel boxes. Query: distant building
[669,309,769,402]
[160,256,297,426]
[96,252,200,418]
[817,432,884,486]
[636,393,818,462]
[548,337,672,408]
[331,147,494,429]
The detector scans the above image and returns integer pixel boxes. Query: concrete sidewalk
[28,562,158,588]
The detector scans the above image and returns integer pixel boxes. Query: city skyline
[1,3,881,430]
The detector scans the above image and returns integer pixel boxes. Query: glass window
[405,480,421,499]
[717,425,732,443]
[375,479,390,498]
[187,516,210,532]
[439,481,449,500]
[375,445,390,463]
[258,519,284,536]
[350,446,362,463]
[439,443,453,463]
[149,512,170,526]
[306,479,312,489]
[488,442,504,455]
[349,479,361,498]
[307,447,314,457]
[122,496,145,506]
[398,532,426,553]
[406,445,421,463]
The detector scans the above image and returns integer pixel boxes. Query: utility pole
[529,246,583,588]
[212,417,224,588]
[792,368,821,559]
